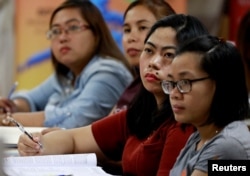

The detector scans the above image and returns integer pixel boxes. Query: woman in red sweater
[17,14,208,176]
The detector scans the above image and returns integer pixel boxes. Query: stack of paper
[3,153,114,176]
[0,127,116,175]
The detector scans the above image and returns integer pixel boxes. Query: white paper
[3,153,113,176]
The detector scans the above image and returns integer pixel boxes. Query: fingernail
[35,144,40,150]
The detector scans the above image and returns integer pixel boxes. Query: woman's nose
[170,86,182,100]
[58,30,70,43]
[148,55,161,69]
[127,30,139,43]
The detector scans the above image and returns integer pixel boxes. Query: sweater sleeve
[11,75,57,111]
[157,124,194,176]
[92,110,128,161]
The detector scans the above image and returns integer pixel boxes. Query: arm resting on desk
[18,125,109,165]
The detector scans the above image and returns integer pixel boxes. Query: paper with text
[3,153,113,176]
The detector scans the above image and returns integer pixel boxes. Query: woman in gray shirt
[161,35,250,176]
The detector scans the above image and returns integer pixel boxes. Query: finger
[6,100,18,112]
[1,98,17,107]
[18,134,39,149]
[0,99,15,113]
[17,137,38,151]
[4,100,17,113]
[18,148,40,156]
[17,142,40,156]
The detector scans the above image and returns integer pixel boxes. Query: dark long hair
[176,35,249,127]
[127,14,209,139]
[49,0,131,81]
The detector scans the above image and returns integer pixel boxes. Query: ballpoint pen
[8,82,18,99]
[6,112,43,149]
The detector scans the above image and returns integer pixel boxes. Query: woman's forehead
[52,8,84,25]
[147,27,177,46]
[171,53,203,74]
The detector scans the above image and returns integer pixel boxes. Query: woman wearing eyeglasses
[0,0,133,128]
[164,35,250,176]
[18,14,209,176]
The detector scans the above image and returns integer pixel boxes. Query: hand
[0,98,17,114]
[17,132,43,156]
[0,112,11,126]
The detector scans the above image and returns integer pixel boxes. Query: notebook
[0,139,7,176]
[3,153,113,176]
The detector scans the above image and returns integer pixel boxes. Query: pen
[8,82,18,99]
[6,113,43,148]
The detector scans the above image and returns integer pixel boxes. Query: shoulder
[217,121,250,147]
[88,56,130,73]
[204,121,250,159]
[80,56,132,82]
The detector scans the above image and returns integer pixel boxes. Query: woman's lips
[60,47,71,54]
[172,104,185,113]
[127,48,141,57]
[145,73,160,82]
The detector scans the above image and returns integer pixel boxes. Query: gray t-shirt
[170,121,250,176]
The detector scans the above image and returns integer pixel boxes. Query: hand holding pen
[6,112,43,149]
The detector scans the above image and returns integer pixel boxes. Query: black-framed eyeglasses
[161,76,210,94]
[46,22,89,40]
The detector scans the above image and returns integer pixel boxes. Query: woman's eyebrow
[51,18,80,27]
[167,74,174,79]
[162,46,176,50]
[145,41,156,48]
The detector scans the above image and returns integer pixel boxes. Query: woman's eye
[68,25,80,31]
[51,28,61,35]
[139,26,148,31]
[143,48,153,54]
[123,28,130,33]
[164,52,175,59]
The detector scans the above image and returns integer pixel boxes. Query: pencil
[8,82,18,99]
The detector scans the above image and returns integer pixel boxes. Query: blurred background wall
[0,0,14,97]
[0,0,249,96]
